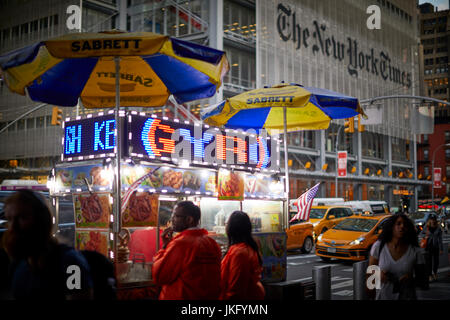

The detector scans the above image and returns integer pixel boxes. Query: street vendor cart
[48,109,287,299]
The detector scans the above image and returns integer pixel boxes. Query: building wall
[0,0,117,175]
[417,3,450,203]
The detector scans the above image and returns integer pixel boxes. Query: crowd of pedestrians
[0,190,446,301]
[0,191,264,300]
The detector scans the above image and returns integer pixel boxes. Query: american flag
[290,183,320,222]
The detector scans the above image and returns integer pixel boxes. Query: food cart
[48,109,287,299]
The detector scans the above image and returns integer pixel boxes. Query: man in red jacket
[152,201,222,300]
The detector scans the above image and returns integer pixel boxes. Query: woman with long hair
[368,213,423,300]
[220,211,265,300]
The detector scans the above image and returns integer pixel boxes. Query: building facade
[0,0,431,210]
[0,0,118,183]
[417,2,450,205]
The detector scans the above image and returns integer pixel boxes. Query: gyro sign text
[62,113,279,172]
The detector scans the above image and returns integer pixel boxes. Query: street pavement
[286,232,450,300]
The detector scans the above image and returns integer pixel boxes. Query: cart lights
[180,159,190,168]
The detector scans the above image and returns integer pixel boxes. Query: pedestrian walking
[220,211,265,300]
[152,201,222,300]
[3,190,93,300]
[420,214,444,282]
[368,213,424,300]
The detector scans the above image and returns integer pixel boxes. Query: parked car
[307,206,355,241]
[286,211,314,253]
[315,214,390,262]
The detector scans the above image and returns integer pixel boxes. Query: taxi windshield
[333,218,378,232]
[309,208,328,219]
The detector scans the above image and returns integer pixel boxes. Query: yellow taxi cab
[315,214,391,262]
[286,211,314,253]
[309,206,355,241]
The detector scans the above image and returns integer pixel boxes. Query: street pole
[335,125,343,198]
[431,143,450,207]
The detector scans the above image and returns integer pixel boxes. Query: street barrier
[263,279,315,301]
[353,260,369,300]
[312,265,331,300]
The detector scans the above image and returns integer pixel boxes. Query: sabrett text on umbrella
[246,96,295,104]
[96,72,153,87]
[71,39,142,52]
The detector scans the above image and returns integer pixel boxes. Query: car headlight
[418,222,423,226]
[350,237,365,245]
[317,234,323,242]
[312,222,320,227]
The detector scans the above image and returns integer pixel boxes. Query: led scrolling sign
[62,112,280,172]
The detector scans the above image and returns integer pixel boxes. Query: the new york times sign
[276,3,412,88]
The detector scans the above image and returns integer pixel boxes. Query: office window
[17,119,25,131]
[446,166,450,177]
[423,149,429,161]
[40,17,48,30]
[423,134,429,143]
[26,118,35,129]
[446,149,450,160]
[424,166,430,177]
[36,116,45,128]
[7,121,15,132]
[45,115,52,127]
[445,131,450,142]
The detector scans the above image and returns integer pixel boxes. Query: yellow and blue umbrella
[0,30,229,108]
[202,83,366,228]
[0,30,229,239]
[202,83,366,133]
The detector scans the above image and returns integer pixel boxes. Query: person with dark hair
[420,214,443,282]
[3,189,93,300]
[368,214,423,300]
[220,211,265,300]
[152,201,221,300]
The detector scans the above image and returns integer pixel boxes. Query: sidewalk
[416,266,450,300]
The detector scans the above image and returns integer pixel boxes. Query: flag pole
[283,106,290,231]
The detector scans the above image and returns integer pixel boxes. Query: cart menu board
[254,232,287,283]
[120,164,217,195]
[54,163,113,192]
[122,192,159,227]
[75,229,109,257]
[217,170,245,200]
[73,192,111,228]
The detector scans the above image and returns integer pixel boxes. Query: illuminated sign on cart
[61,112,280,172]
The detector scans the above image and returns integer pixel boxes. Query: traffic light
[51,107,63,125]
[344,117,355,133]
[9,160,18,167]
[357,114,365,132]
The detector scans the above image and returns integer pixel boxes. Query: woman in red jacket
[220,211,265,300]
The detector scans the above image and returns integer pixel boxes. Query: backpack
[80,250,117,300]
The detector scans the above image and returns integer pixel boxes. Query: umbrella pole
[114,56,122,237]
[283,106,290,230]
